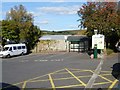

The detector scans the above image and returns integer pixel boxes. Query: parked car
[0,43,27,58]
[115,41,120,52]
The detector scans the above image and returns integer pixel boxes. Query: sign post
[92,30,104,59]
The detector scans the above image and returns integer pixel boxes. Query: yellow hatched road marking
[68,68,92,72]
[29,79,49,82]
[50,68,66,75]
[65,68,86,86]
[101,71,111,73]
[53,75,90,81]
[90,70,113,83]
[94,82,111,85]
[30,75,92,83]
[108,79,118,89]
[25,69,65,82]
[48,74,56,90]
[98,75,113,83]
[76,75,92,78]
[53,70,93,75]
[100,74,112,76]
[25,73,48,82]
[2,68,115,89]
[56,84,84,88]
[22,81,27,90]
[52,70,86,75]
[52,71,69,75]
[89,70,111,74]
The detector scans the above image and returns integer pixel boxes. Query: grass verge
[106,48,114,55]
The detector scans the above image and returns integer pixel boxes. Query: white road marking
[34,59,64,62]
[20,60,29,62]
[85,59,104,89]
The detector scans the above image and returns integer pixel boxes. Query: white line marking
[85,59,104,89]
[20,60,29,62]
[34,59,64,62]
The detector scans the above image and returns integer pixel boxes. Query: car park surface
[2,52,119,89]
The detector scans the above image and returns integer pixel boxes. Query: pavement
[1,52,119,89]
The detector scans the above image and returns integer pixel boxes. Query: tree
[2,20,20,43]
[6,5,33,22]
[78,2,120,49]
[1,5,41,51]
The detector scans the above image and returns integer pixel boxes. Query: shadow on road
[111,63,120,80]
[0,82,20,90]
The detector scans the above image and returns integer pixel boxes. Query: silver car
[116,42,120,52]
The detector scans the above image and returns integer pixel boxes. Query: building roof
[67,35,89,42]
[39,35,71,40]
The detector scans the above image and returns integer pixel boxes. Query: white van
[0,43,27,58]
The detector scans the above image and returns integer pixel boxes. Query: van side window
[13,46,17,50]
[22,46,25,49]
[9,47,12,51]
[18,46,21,49]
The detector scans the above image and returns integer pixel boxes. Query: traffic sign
[92,34,104,49]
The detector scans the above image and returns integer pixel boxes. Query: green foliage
[2,20,20,43]
[6,5,33,22]
[106,48,114,55]
[78,2,120,48]
[1,5,41,51]
[42,30,86,35]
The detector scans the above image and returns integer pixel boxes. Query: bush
[106,48,114,55]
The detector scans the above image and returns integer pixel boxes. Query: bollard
[94,44,97,59]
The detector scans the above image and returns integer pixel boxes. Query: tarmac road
[1,52,119,89]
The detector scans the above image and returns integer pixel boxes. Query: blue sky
[1,2,86,31]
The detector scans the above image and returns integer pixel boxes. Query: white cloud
[1,11,7,20]
[35,20,49,25]
[37,5,80,15]
[69,25,78,29]
[40,20,49,24]
[28,11,42,17]
[0,11,1,15]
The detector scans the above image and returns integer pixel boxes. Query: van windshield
[3,47,9,51]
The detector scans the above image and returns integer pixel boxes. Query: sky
[1,1,86,31]
[1,0,119,31]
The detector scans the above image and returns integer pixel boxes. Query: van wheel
[21,52,24,56]
[7,54,11,58]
